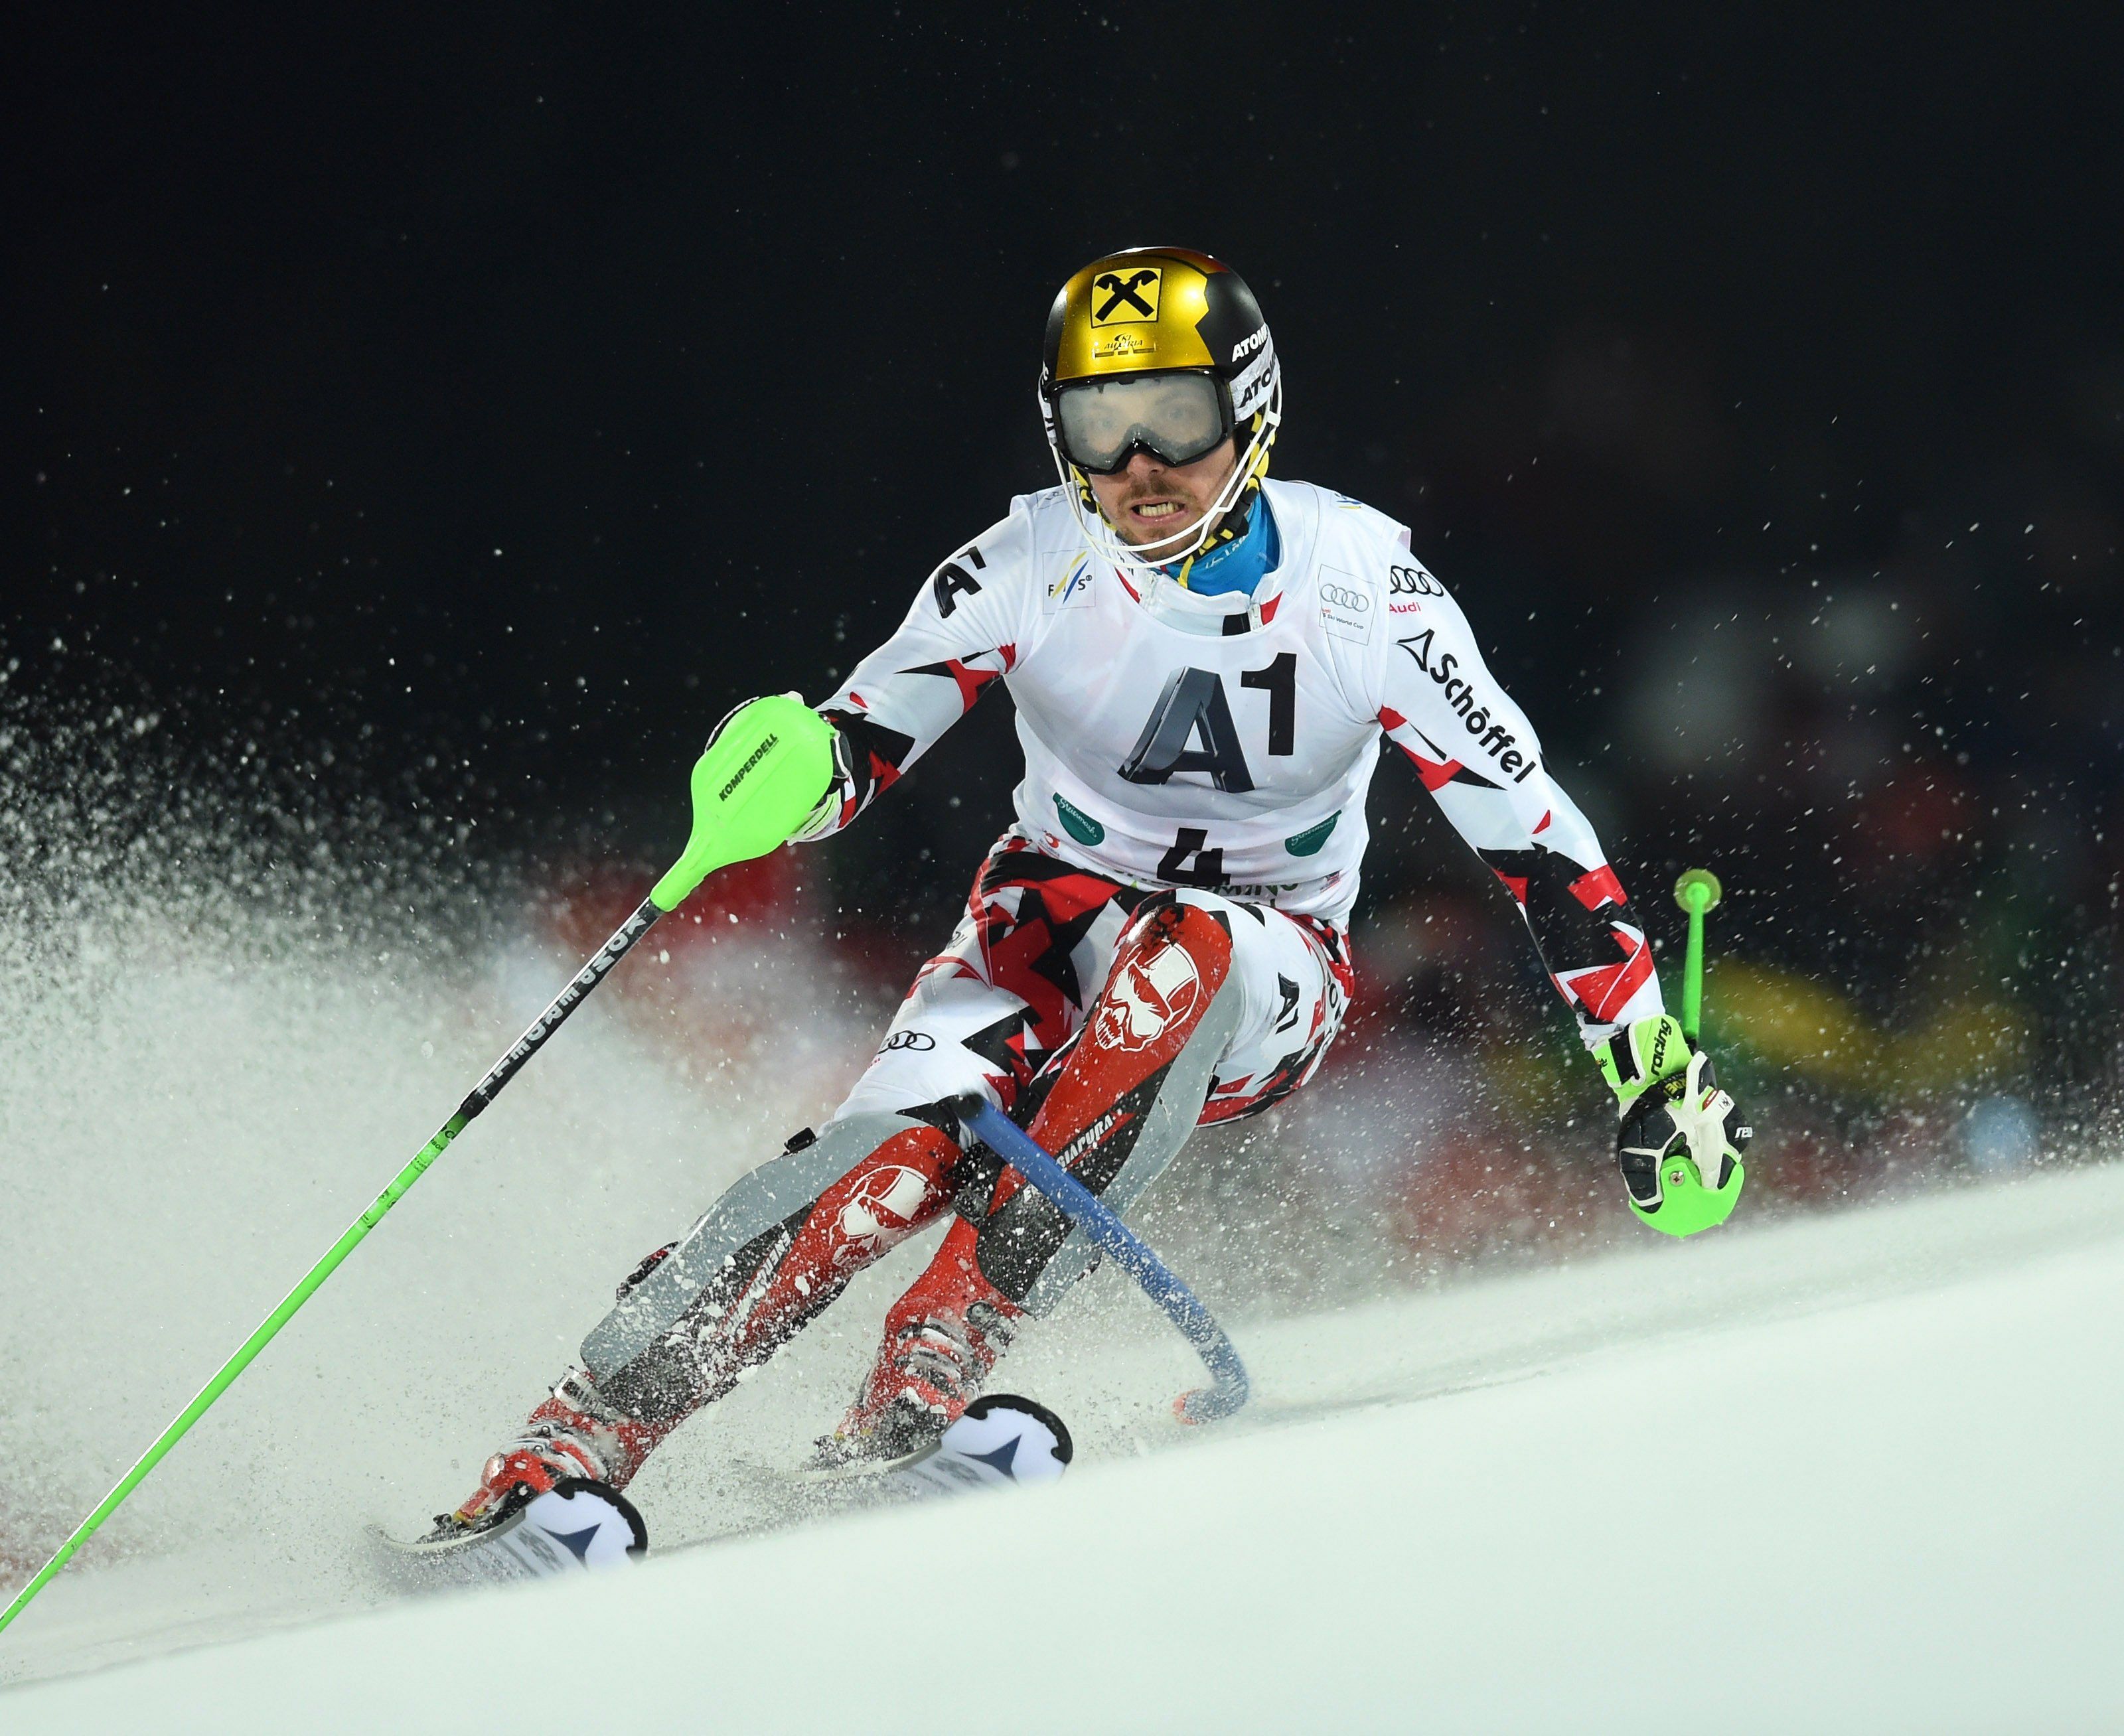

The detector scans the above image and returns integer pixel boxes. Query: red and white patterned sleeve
[1371,558,1663,1045]
[796,507,1042,841]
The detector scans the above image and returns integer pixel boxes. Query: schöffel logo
[1397,628,1537,783]
[718,733,779,801]
[1320,584,1370,612]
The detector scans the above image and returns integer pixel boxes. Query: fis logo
[1046,553,1093,609]
[1091,267,1162,326]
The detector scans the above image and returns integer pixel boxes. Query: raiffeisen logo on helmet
[1089,266,1162,325]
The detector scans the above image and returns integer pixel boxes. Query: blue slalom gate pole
[957,1098,1249,1423]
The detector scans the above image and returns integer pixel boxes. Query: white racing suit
[532,479,1663,1471]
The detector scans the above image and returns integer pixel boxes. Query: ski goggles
[1050,370,1234,475]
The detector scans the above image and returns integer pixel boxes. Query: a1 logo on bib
[1090,267,1162,326]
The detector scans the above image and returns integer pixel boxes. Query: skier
[429,247,1750,1550]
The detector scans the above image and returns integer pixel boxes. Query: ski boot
[447,1368,658,1526]
[401,1368,657,1580]
[810,1234,1022,1473]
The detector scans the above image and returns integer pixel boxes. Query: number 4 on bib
[1157,826,1225,887]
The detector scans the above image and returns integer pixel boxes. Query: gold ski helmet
[1038,247,1282,566]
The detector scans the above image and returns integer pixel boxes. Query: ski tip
[960,1394,1073,1467]
[366,1520,467,1595]
[366,1480,647,1593]
[905,1394,1073,1492]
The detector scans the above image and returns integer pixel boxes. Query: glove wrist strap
[1599,1013,1690,1108]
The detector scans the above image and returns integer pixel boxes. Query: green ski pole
[1673,867,1722,1044]
[0,694,833,1638]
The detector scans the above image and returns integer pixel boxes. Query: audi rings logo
[1319,583,1370,612]
[1389,564,1444,597]
[877,1030,937,1054]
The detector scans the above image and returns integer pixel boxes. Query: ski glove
[775,696,861,844]
[704,693,845,845]
[1597,1015,1750,1238]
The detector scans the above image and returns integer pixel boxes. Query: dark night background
[9,5,2124,1191]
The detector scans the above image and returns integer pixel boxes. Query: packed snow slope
[10,1161,2124,1732]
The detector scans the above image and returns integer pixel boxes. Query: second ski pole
[954,1096,1250,1424]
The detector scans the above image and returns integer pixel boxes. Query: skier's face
[1085,438,1238,547]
